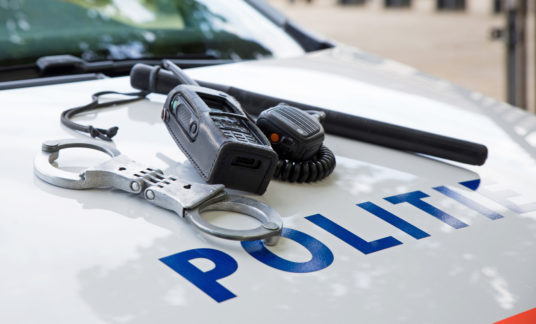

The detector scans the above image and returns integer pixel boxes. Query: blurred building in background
[270,0,536,113]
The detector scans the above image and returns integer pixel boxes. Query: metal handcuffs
[34,139,282,245]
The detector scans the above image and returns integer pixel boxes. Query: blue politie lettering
[357,202,430,239]
[160,179,514,303]
[160,248,238,303]
[433,185,504,220]
[241,227,334,273]
[460,180,536,214]
[385,191,469,229]
[306,213,403,254]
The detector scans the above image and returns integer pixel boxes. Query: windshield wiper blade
[0,73,107,90]
[36,55,239,77]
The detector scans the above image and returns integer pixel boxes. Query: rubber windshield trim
[243,0,287,26]
[0,73,106,90]
[0,58,238,88]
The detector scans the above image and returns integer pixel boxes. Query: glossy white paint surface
[1,47,535,323]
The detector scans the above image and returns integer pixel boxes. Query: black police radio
[160,60,278,194]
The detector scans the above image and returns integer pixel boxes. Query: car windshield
[0,0,305,67]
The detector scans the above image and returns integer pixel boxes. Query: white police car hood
[1,46,535,323]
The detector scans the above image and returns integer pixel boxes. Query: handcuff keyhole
[118,167,126,171]
[183,184,191,189]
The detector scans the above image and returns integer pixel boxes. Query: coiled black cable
[60,66,159,141]
[60,90,149,141]
[273,145,336,183]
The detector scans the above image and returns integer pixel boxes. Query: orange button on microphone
[270,133,280,143]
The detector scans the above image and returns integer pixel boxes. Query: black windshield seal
[0,56,242,82]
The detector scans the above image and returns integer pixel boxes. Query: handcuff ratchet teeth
[34,139,282,245]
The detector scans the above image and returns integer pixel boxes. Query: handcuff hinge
[143,178,225,217]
